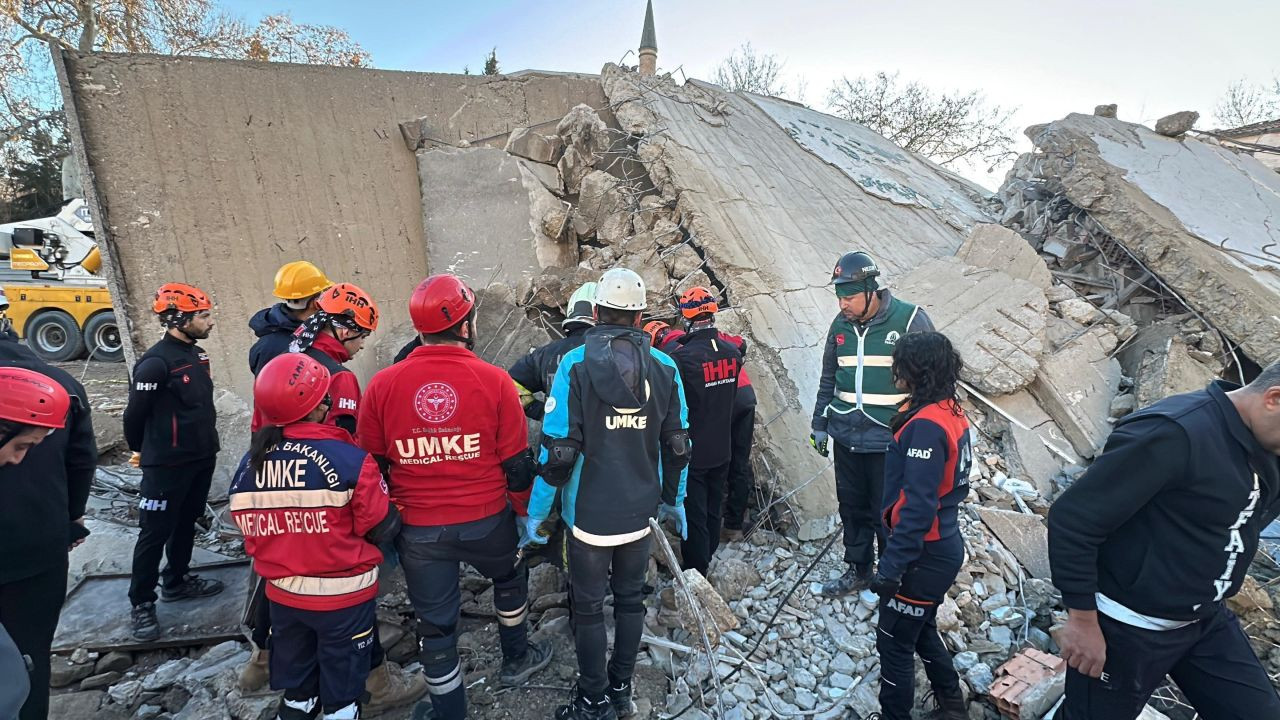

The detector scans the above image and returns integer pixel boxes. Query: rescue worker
[247,260,332,375]
[125,283,223,642]
[1048,364,1280,718]
[230,353,402,720]
[521,267,691,720]
[281,282,380,434]
[668,286,741,577]
[509,283,597,420]
[869,332,970,720]
[811,251,933,596]
[0,364,95,720]
[241,283,422,713]
[358,274,551,720]
[648,319,757,540]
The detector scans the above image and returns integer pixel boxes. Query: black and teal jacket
[527,324,689,543]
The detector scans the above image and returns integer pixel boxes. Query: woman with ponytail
[869,331,972,720]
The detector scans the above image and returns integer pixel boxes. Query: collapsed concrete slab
[976,507,1051,580]
[896,257,1048,395]
[982,391,1070,496]
[1000,113,1280,365]
[601,65,995,532]
[1031,326,1123,458]
[957,224,1053,290]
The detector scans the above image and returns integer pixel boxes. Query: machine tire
[84,311,124,363]
[25,310,85,362]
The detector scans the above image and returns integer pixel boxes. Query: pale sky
[223,0,1280,189]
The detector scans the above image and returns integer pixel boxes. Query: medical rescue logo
[415,382,459,423]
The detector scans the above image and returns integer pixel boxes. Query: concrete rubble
[47,46,1280,719]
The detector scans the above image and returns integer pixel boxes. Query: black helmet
[832,251,880,289]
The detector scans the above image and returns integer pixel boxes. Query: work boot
[274,696,320,720]
[720,526,744,543]
[237,641,270,691]
[130,602,160,642]
[160,574,225,601]
[363,660,426,715]
[499,639,553,687]
[819,565,872,596]
[606,675,636,718]
[553,686,617,720]
[924,687,968,719]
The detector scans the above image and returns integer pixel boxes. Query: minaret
[638,0,657,77]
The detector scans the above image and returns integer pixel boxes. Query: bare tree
[1213,78,1280,129]
[0,0,370,212]
[826,71,1017,169]
[711,42,804,102]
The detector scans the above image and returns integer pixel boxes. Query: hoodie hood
[583,325,651,410]
[249,303,302,338]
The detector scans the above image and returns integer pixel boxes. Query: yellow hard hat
[273,261,331,301]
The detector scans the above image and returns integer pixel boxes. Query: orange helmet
[153,283,212,315]
[644,320,670,346]
[318,283,379,333]
[678,286,718,319]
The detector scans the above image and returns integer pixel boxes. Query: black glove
[869,574,901,597]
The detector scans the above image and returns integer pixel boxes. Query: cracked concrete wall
[601,65,995,533]
[57,49,606,401]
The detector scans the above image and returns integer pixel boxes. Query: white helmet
[0,286,8,311]
[594,268,647,311]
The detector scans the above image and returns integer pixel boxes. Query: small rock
[708,558,761,602]
[792,667,818,690]
[186,640,246,681]
[80,670,124,690]
[143,658,193,691]
[1057,297,1103,325]
[989,625,1014,648]
[830,652,856,675]
[108,679,144,708]
[1154,110,1198,137]
[794,688,817,711]
[1094,104,1118,118]
[990,606,1026,626]
[174,688,231,720]
[966,663,995,694]
[1110,393,1137,418]
[133,704,163,719]
[70,647,93,665]
[50,690,104,717]
[50,655,95,688]
[95,650,133,675]
[953,651,980,672]
[829,672,855,689]
[674,569,739,645]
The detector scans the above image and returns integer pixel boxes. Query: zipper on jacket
[172,414,179,448]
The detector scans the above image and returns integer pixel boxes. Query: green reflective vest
[825,299,919,427]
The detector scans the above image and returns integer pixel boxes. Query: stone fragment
[966,663,995,694]
[556,104,611,193]
[95,650,133,675]
[954,651,980,672]
[708,558,761,602]
[897,258,1047,395]
[1154,110,1198,137]
[977,507,1051,580]
[80,670,124,690]
[1056,298,1103,325]
[576,170,633,244]
[108,679,144,707]
[50,655,95,688]
[1109,393,1137,418]
[1227,575,1274,616]
[1031,326,1122,457]
[1134,337,1218,408]
[49,690,104,717]
[143,658,192,691]
[505,127,563,164]
[528,563,564,602]
[1094,104,1118,118]
[173,688,231,720]
[957,224,1052,290]
[675,569,739,646]
[185,640,247,681]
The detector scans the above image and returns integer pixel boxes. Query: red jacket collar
[285,422,355,444]
[311,332,351,364]
[408,344,476,361]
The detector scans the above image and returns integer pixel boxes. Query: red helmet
[153,282,212,314]
[0,367,70,429]
[254,353,332,426]
[643,320,670,346]
[678,286,718,319]
[410,275,476,334]
[318,283,379,333]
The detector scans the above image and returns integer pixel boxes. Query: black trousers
[128,458,215,606]
[567,533,650,699]
[722,387,757,531]
[249,574,384,668]
[269,599,376,713]
[876,536,963,720]
[0,560,68,720]
[683,463,730,576]
[833,444,886,569]
[396,511,528,720]
[1062,603,1280,719]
